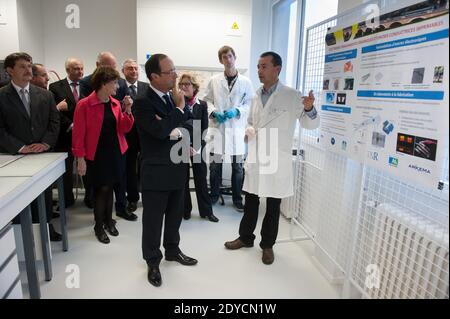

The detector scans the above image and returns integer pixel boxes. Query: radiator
[280,157,301,218]
[366,203,449,299]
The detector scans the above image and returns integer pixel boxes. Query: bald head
[97,52,118,69]
[65,58,84,82]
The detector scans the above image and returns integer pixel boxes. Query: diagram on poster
[321,0,449,189]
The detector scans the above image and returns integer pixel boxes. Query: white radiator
[280,157,301,218]
[366,203,449,299]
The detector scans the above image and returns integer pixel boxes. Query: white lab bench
[0,153,68,299]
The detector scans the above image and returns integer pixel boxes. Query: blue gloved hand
[213,112,227,124]
[224,108,240,119]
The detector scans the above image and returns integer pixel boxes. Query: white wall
[137,0,252,73]
[16,0,44,63]
[0,0,20,59]
[37,0,137,78]
[338,0,364,13]
[249,0,271,88]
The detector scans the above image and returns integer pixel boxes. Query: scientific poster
[321,0,449,189]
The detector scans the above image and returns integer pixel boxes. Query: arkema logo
[409,164,431,174]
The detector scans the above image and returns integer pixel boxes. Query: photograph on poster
[397,133,438,161]
[323,79,330,90]
[344,78,354,90]
[336,93,347,105]
[433,66,444,83]
[333,78,340,90]
[372,132,387,148]
[414,137,438,161]
[326,92,335,103]
[344,61,353,73]
[361,73,371,82]
[411,67,425,84]
[326,0,449,46]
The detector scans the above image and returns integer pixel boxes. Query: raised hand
[302,90,315,111]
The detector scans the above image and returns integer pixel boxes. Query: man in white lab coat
[203,46,254,211]
[225,52,320,265]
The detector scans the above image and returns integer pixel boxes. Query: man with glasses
[134,54,197,287]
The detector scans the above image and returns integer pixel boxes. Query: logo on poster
[409,164,431,174]
[389,157,398,167]
[368,151,379,161]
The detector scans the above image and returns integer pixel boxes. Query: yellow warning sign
[231,22,239,30]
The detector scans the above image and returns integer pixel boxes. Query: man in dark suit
[121,59,147,218]
[49,58,85,208]
[134,54,197,287]
[0,52,61,240]
[79,52,128,216]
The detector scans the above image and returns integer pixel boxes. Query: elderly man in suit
[121,59,147,218]
[134,54,197,287]
[0,52,61,240]
[49,58,85,208]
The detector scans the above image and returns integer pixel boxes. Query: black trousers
[125,143,140,203]
[239,193,282,249]
[142,189,184,266]
[113,156,127,213]
[209,154,244,204]
[184,156,213,217]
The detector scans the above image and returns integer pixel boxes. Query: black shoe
[117,210,138,221]
[104,222,119,237]
[126,201,138,213]
[234,202,244,212]
[49,224,62,242]
[183,212,191,220]
[94,227,110,244]
[147,265,162,287]
[84,198,94,209]
[165,252,198,266]
[201,214,219,223]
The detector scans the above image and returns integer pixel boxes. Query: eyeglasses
[160,68,177,75]
[179,82,192,87]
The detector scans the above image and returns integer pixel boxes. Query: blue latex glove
[224,108,240,119]
[213,112,227,124]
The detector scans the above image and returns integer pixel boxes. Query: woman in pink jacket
[72,66,134,244]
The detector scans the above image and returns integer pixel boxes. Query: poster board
[321,0,449,189]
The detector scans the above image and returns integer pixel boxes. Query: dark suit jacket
[80,73,128,101]
[134,86,191,191]
[183,99,209,148]
[0,83,60,154]
[125,81,148,151]
[49,78,85,151]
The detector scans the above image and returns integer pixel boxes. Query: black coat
[134,86,191,191]
[183,99,209,149]
[125,81,148,151]
[0,83,60,154]
[49,78,85,151]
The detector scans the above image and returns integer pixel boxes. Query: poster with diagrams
[321,0,449,189]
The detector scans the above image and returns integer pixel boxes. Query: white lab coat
[243,83,320,199]
[203,73,254,156]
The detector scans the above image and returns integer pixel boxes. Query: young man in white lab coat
[203,46,254,211]
[224,52,320,265]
